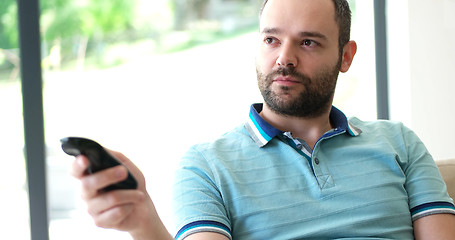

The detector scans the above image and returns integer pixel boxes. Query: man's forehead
[261,0,336,22]
[259,0,338,37]
[261,0,335,12]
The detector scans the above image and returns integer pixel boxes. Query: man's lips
[273,76,302,86]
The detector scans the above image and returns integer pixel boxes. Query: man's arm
[184,232,230,240]
[413,213,455,239]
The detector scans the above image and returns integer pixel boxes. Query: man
[71,0,455,239]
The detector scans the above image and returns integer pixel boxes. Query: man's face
[256,0,342,118]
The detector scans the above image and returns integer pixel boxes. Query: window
[0,1,30,239]
[43,1,262,238]
[334,0,377,120]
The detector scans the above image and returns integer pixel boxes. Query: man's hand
[71,149,173,240]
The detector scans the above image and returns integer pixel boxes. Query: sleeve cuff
[411,201,455,221]
[175,220,232,240]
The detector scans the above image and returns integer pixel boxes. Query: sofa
[436,158,455,199]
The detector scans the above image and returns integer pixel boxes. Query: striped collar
[245,103,362,147]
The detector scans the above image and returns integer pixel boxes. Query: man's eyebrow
[261,27,281,35]
[299,31,328,40]
[261,27,328,41]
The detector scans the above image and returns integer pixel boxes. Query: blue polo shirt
[173,104,455,240]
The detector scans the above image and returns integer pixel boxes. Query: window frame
[17,0,49,239]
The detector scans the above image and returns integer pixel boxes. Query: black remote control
[60,137,138,192]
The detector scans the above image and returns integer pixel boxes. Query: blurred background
[0,0,454,239]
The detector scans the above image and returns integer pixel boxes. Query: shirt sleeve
[172,144,232,240]
[399,124,455,220]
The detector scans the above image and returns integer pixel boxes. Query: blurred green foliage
[1,0,136,49]
[0,0,259,76]
[1,0,140,72]
[0,0,18,49]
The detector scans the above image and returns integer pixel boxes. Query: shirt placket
[285,129,345,189]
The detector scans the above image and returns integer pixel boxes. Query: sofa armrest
[436,158,455,199]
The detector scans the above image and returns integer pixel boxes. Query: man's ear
[340,41,357,73]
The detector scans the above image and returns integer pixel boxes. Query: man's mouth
[273,76,302,86]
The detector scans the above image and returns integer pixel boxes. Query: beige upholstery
[436,158,455,199]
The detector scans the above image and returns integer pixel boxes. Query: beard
[257,58,342,118]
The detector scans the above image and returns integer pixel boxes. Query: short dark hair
[260,0,352,53]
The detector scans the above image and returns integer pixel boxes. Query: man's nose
[276,43,297,68]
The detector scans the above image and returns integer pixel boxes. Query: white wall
[388,0,455,160]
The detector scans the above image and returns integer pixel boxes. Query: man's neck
[259,104,333,149]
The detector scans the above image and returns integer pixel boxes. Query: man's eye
[265,37,276,44]
[303,39,318,47]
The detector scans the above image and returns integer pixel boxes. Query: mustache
[271,66,311,84]
[275,66,297,76]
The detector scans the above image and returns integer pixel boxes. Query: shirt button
[314,158,320,165]
[296,143,303,150]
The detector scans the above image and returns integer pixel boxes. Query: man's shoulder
[191,123,255,153]
[348,116,407,132]
[180,123,262,169]
[347,117,421,146]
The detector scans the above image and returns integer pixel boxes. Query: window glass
[334,0,377,120]
[42,0,377,239]
[0,0,30,239]
[43,1,261,238]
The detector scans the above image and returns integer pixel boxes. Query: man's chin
[266,101,301,116]
[265,97,331,118]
